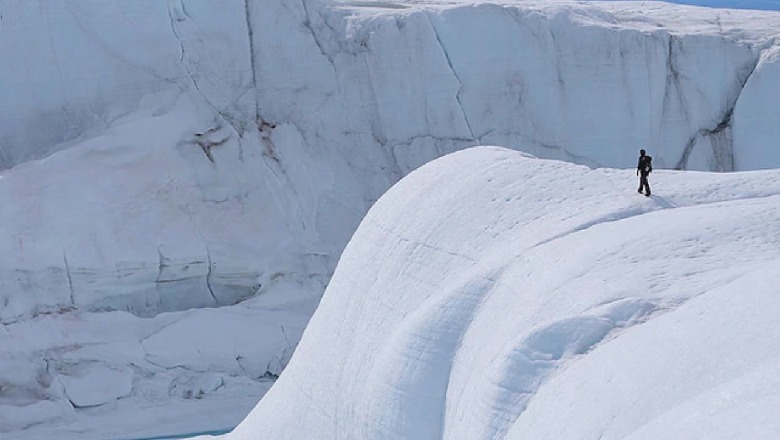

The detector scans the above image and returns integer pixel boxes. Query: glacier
[1,0,780,438]
[230,146,780,440]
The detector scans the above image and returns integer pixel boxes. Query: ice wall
[2,1,780,170]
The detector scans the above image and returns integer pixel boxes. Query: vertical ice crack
[300,0,336,68]
[62,249,75,307]
[178,0,193,21]
[709,53,760,171]
[676,134,698,170]
[664,36,690,120]
[675,52,760,171]
[167,4,186,64]
[181,203,218,306]
[280,325,292,350]
[166,5,198,87]
[701,107,735,171]
[243,0,260,124]
[156,247,166,283]
[660,35,690,161]
[166,1,240,137]
[205,253,218,306]
[425,12,477,142]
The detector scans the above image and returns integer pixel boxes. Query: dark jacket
[637,155,652,175]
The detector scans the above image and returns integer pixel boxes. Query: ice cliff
[1,0,780,437]
[2,0,780,324]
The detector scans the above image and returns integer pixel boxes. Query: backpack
[643,155,653,174]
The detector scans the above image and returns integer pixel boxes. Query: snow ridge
[231,147,780,440]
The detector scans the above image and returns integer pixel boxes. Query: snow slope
[3,0,780,437]
[232,146,780,440]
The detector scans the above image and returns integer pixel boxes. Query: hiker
[637,149,652,196]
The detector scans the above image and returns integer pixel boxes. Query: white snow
[231,146,780,440]
[2,0,780,438]
[57,363,133,409]
[0,298,311,440]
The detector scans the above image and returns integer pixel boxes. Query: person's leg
[639,174,649,196]
[645,177,651,196]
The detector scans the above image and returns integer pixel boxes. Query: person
[637,149,652,196]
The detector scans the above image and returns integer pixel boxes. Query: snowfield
[231,146,780,440]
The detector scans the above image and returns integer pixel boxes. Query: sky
[603,0,780,10]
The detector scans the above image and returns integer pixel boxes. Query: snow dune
[232,146,780,439]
